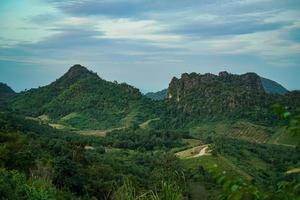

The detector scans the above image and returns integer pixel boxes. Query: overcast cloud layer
[0,0,300,92]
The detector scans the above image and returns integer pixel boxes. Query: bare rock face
[167,71,267,114]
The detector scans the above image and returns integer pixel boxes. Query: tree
[53,156,86,194]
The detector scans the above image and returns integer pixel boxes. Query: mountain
[9,64,157,129]
[1,67,300,200]
[144,75,289,100]
[260,77,289,94]
[145,89,167,100]
[0,82,15,106]
[168,71,265,111]
[5,67,298,129]
[166,71,299,125]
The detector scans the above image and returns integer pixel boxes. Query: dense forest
[0,65,300,200]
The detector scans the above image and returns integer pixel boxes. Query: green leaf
[283,112,291,118]
[231,184,239,192]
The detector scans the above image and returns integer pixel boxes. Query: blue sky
[0,0,300,92]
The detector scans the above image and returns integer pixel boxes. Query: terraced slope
[222,122,272,144]
[190,121,273,144]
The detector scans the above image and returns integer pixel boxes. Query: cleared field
[76,126,125,137]
[223,122,271,144]
[60,112,80,121]
[76,130,107,137]
[38,114,50,121]
[286,167,300,174]
[139,118,160,129]
[176,145,210,159]
[49,123,68,130]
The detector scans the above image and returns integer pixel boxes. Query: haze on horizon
[0,0,300,92]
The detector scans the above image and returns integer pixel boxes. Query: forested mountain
[165,71,300,126]
[145,74,289,101]
[4,67,300,129]
[1,65,300,200]
[8,65,159,129]
[145,89,167,100]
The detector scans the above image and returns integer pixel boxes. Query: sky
[0,0,300,92]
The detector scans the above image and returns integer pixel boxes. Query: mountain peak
[52,64,99,87]
[67,64,91,75]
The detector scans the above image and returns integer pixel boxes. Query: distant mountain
[0,82,15,106]
[9,64,157,129]
[145,89,167,100]
[260,77,288,94]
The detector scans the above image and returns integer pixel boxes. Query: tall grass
[113,178,183,200]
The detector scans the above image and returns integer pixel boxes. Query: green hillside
[1,66,300,199]
[9,65,158,130]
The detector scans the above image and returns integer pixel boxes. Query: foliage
[2,66,300,199]
[211,136,300,188]
[0,111,187,199]
[272,104,300,137]
[207,164,267,200]
[0,167,71,200]
[9,65,159,130]
[104,128,186,150]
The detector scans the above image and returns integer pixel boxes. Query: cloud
[95,18,182,45]
[1,0,300,91]
[47,0,199,17]
[168,19,286,37]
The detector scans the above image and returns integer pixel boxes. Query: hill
[145,89,167,100]
[1,67,300,199]
[167,71,267,119]
[261,77,288,94]
[144,74,288,101]
[8,64,157,130]
[163,71,300,127]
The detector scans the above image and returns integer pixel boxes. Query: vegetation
[0,111,188,199]
[9,65,160,130]
[1,65,300,199]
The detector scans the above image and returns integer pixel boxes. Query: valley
[0,65,300,200]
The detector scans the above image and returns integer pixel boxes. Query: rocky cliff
[167,71,270,116]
